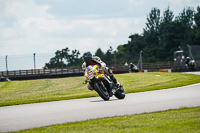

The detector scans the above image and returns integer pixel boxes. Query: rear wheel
[115,88,125,99]
[94,82,110,101]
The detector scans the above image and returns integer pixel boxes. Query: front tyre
[94,82,110,101]
[115,89,125,99]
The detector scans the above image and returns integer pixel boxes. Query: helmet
[83,51,92,63]
[186,57,191,61]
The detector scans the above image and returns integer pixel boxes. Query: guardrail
[142,62,174,72]
[0,66,129,80]
[1,67,83,76]
[0,62,175,77]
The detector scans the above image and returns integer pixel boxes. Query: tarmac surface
[0,72,200,132]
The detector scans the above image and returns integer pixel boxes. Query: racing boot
[110,75,123,90]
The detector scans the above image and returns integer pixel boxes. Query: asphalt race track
[0,74,200,132]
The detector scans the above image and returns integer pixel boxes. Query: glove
[101,63,106,71]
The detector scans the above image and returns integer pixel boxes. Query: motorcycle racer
[82,51,122,90]
[185,57,197,71]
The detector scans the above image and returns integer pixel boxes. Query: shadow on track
[90,98,122,102]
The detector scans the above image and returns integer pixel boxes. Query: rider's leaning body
[82,51,122,90]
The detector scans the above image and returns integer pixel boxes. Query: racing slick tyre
[115,89,125,99]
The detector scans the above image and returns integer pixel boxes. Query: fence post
[33,53,36,74]
[5,55,8,76]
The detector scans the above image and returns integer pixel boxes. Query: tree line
[44,6,200,69]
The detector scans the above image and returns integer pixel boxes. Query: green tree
[176,7,195,47]
[127,34,144,63]
[44,57,67,69]
[67,49,82,67]
[94,48,105,61]
[143,8,161,62]
[44,47,81,68]
[194,6,200,45]
[116,44,129,64]
[158,7,176,61]
[144,7,161,33]
[44,48,70,69]
[104,46,114,65]
[45,6,200,68]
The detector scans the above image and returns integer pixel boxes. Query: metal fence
[0,66,129,77]
[1,67,83,77]
[1,49,199,80]
[142,62,174,72]
[0,62,175,78]
[0,53,55,71]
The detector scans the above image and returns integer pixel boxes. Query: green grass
[13,107,200,133]
[0,72,200,106]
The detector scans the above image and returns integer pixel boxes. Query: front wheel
[115,89,125,99]
[94,82,110,101]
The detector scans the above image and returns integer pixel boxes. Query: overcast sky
[0,0,199,57]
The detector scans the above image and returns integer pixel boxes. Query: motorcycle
[188,60,197,71]
[84,65,125,101]
[185,57,197,71]
[129,64,139,72]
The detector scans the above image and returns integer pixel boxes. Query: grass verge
[13,107,200,133]
[0,72,200,106]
